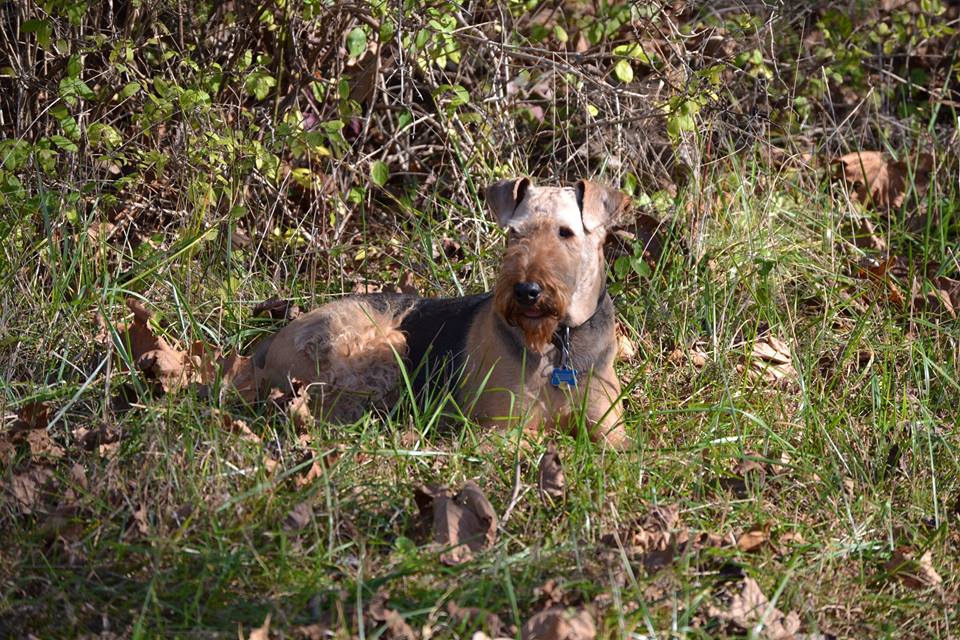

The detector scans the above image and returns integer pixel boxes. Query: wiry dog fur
[255,178,630,447]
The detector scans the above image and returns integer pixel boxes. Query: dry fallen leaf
[616,333,636,361]
[707,577,800,639]
[601,503,684,573]
[284,502,313,531]
[447,602,506,637]
[253,296,302,322]
[9,465,55,513]
[211,410,261,443]
[779,531,805,546]
[0,437,14,461]
[667,342,708,368]
[736,524,770,553]
[25,429,65,461]
[369,589,418,639]
[740,336,796,385]
[126,504,150,538]
[246,612,272,640]
[521,607,595,640]
[436,236,465,262]
[415,481,497,565]
[116,298,197,393]
[11,401,49,432]
[291,624,328,640]
[73,423,120,451]
[538,444,565,503]
[834,150,933,210]
[397,271,419,296]
[86,220,117,243]
[884,547,942,590]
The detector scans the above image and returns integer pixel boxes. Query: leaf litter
[738,335,796,386]
[884,547,943,590]
[537,443,565,504]
[707,577,801,639]
[414,480,497,565]
[833,150,933,210]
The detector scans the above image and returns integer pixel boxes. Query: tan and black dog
[254,178,629,448]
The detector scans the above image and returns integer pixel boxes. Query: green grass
[3,146,958,638]
[3,2,960,637]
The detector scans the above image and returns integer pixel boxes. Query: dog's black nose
[514,281,542,306]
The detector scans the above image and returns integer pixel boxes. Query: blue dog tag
[551,367,579,389]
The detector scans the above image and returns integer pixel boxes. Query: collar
[550,285,608,358]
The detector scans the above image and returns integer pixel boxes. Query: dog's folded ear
[576,180,629,233]
[485,177,531,226]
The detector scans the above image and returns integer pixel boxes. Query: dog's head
[485,178,628,353]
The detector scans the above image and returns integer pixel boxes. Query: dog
[253,178,629,448]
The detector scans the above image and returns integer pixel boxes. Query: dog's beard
[493,276,568,354]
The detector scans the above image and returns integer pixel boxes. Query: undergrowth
[1,1,959,638]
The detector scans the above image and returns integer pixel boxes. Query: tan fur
[493,231,573,354]
[257,178,629,447]
[259,299,408,422]
[460,302,626,447]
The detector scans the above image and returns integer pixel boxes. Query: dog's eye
[558,226,574,239]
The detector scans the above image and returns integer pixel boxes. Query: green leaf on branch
[50,135,79,152]
[245,70,276,101]
[370,161,389,187]
[347,28,367,58]
[614,59,634,83]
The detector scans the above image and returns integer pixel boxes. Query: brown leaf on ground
[437,236,464,262]
[521,607,595,640]
[292,624,328,640]
[287,382,315,429]
[415,481,497,565]
[369,589,418,639]
[73,423,120,451]
[0,438,14,461]
[779,531,805,546]
[253,296,301,322]
[189,340,220,385]
[538,443,565,503]
[667,342,708,368]
[446,602,506,637]
[381,271,420,296]
[129,504,150,537]
[914,275,960,319]
[733,451,769,478]
[246,612,272,640]
[398,271,419,296]
[616,333,636,361]
[11,401,49,432]
[86,220,117,243]
[284,502,313,531]
[211,409,260,443]
[833,150,933,210]
[601,503,684,573]
[265,381,315,430]
[294,459,324,489]
[26,429,65,461]
[116,298,197,393]
[847,216,887,251]
[736,524,771,553]
[707,577,800,639]
[884,547,942,590]
[739,336,796,385]
[9,465,55,513]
